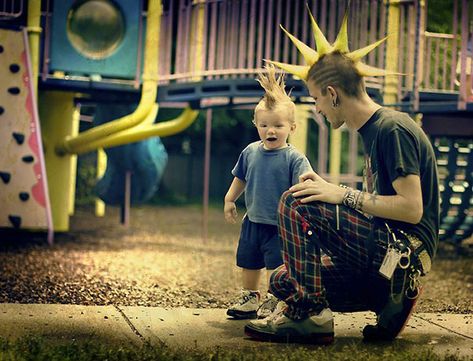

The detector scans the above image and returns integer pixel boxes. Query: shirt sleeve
[382,127,420,183]
[291,155,313,185]
[231,149,247,181]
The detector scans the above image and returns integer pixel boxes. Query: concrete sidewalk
[0,304,471,356]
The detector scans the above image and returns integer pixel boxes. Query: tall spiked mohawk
[267,4,392,81]
[254,64,295,124]
[256,64,293,110]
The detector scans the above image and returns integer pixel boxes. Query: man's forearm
[347,191,422,224]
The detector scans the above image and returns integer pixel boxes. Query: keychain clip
[398,247,411,269]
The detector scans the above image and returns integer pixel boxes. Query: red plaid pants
[271,191,394,318]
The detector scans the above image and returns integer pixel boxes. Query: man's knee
[278,191,323,216]
[278,191,298,215]
[280,190,295,205]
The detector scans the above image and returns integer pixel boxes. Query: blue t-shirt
[232,141,313,225]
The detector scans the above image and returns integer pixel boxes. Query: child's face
[255,110,295,150]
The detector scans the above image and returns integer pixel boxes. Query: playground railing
[0,0,23,20]
[422,32,459,92]
[157,0,388,86]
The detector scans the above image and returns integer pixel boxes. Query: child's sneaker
[257,292,280,319]
[227,289,260,319]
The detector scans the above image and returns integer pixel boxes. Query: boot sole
[363,286,423,341]
[226,310,257,320]
[393,286,423,337]
[244,324,334,345]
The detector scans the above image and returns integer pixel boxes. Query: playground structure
[0,0,472,247]
[0,27,52,242]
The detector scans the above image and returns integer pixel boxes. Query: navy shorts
[236,216,283,270]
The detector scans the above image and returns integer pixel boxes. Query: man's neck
[343,93,382,131]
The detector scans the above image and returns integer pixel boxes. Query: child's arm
[292,155,314,185]
[224,177,246,224]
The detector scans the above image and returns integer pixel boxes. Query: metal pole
[349,129,358,188]
[458,0,469,110]
[383,0,401,107]
[41,0,51,82]
[411,0,423,112]
[202,109,212,243]
[451,0,459,91]
[134,0,144,89]
[121,171,132,227]
[311,107,328,179]
[329,128,341,185]
[26,0,41,95]
[95,148,106,217]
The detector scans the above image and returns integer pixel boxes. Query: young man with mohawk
[244,6,439,345]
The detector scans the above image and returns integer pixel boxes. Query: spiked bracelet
[341,186,363,210]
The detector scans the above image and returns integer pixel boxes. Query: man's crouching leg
[244,192,334,345]
[363,268,423,342]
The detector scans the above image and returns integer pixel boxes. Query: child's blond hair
[254,64,296,125]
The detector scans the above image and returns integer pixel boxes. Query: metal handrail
[23,0,473,109]
[422,31,459,92]
[0,0,23,20]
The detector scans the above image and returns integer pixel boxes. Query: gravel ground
[0,205,472,313]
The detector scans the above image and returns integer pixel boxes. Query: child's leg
[265,269,274,291]
[227,268,262,319]
[252,223,285,318]
[242,268,262,291]
[260,223,283,293]
[228,216,265,319]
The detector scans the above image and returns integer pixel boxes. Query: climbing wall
[0,28,52,242]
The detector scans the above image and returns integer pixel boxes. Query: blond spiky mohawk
[254,64,295,123]
[266,3,392,81]
[256,64,292,108]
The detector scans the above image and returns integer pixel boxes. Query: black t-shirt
[358,107,439,259]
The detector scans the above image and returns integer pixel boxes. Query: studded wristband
[341,186,362,210]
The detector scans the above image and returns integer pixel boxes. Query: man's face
[307,80,344,129]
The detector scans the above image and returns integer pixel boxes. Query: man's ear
[327,86,338,103]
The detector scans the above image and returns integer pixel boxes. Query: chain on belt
[383,225,432,301]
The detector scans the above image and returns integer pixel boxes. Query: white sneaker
[226,289,260,319]
[253,300,287,325]
[257,292,280,319]
[245,307,334,344]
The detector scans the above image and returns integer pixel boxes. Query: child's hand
[224,201,238,224]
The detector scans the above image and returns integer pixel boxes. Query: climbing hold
[8,215,21,229]
[0,171,11,184]
[12,132,25,145]
[9,64,20,73]
[0,106,4,115]
[0,45,3,53]
[7,87,20,95]
[19,192,30,201]
[22,155,34,163]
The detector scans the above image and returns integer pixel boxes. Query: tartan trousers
[270,191,396,319]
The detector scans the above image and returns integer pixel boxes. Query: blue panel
[50,0,141,79]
